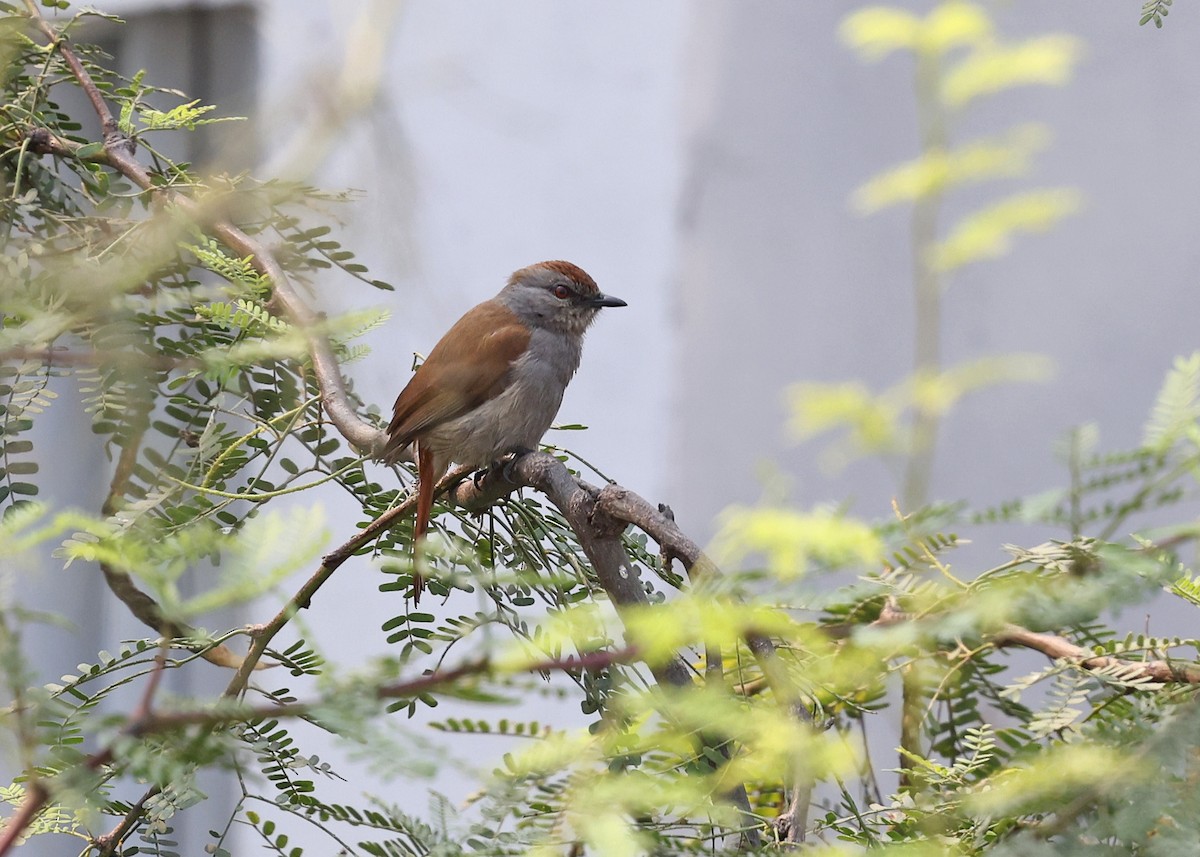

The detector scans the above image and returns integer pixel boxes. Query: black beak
[588,292,627,308]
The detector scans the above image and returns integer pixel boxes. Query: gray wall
[672,4,1200,544]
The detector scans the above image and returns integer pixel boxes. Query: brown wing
[383,301,530,461]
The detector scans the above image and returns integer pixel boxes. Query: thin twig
[2,649,635,855]
[0,640,173,855]
[160,648,634,731]
[219,464,472,697]
[870,606,1200,685]
[129,640,171,722]
[0,346,194,371]
[93,787,156,857]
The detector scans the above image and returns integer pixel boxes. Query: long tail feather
[411,443,435,603]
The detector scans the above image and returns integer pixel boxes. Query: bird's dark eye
[552,284,572,300]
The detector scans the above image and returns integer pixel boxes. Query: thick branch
[450,454,814,709]
[452,455,783,845]
[22,2,126,152]
[451,453,694,688]
[592,484,722,579]
[21,125,112,163]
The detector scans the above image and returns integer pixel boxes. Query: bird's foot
[471,449,534,490]
[498,447,534,483]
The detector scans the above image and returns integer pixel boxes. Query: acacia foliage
[2,3,1200,856]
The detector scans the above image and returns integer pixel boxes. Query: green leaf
[1143,352,1200,451]
[75,141,104,160]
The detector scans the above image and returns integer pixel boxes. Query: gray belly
[423,345,574,468]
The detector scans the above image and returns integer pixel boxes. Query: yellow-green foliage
[712,505,884,580]
[57,504,328,620]
[840,3,992,61]
[844,2,1081,271]
[965,745,1139,818]
[792,2,1079,472]
[853,124,1051,213]
[931,189,1082,271]
[790,355,1052,470]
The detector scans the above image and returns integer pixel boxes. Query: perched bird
[383,260,626,601]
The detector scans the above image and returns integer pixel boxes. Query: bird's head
[500,260,626,336]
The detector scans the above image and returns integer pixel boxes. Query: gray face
[499,261,626,336]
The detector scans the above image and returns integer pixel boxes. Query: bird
[383,260,626,601]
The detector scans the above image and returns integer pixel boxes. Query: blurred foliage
[804,2,1081,508]
[1,3,1199,857]
[790,354,1053,470]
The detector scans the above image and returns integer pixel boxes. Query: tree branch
[991,623,1200,684]
[0,649,633,855]
[451,455,787,844]
[22,1,388,459]
[870,602,1200,685]
[21,2,127,153]
[20,125,113,163]
[450,454,695,687]
[93,789,155,857]
[215,463,472,699]
[166,648,634,731]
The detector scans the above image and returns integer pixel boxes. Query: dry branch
[992,624,1200,684]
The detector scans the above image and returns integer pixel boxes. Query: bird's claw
[500,448,533,483]
[471,449,533,491]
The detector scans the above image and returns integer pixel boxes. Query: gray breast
[424,329,582,467]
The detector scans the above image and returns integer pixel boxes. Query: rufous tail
[411,443,435,603]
